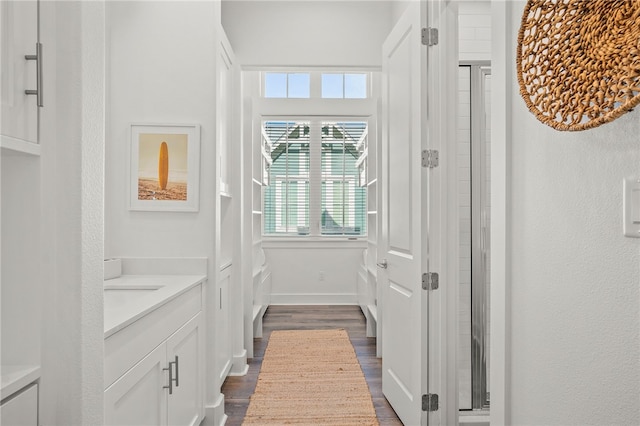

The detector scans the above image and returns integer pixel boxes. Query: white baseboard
[459,412,490,426]
[269,293,358,305]
[229,350,248,376]
[204,394,227,426]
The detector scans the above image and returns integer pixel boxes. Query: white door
[104,345,168,426]
[166,313,204,426]
[380,2,429,425]
[0,0,39,144]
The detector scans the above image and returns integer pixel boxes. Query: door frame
[423,0,459,424]
[489,1,512,425]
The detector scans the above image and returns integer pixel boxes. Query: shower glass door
[458,64,491,411]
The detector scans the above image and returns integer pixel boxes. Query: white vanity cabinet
[1,383,38,426]
[104,281,204,426]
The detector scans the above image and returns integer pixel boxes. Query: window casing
[262,120,368,237]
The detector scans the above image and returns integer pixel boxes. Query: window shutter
[320,122,367,236]
[263,121,310,235]
[263,120,367,237]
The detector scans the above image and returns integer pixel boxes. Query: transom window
[264,73,310,98]
[262,120,368,237]
[263,72,369,99]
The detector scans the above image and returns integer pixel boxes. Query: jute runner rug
[243,329,379,425]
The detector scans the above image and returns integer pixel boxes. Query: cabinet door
[104,344,168,426]
[0,0,38,144]
[0,383,38,426]
[166,313,204,426]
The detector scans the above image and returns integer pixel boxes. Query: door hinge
[422,27,439,46]
[422,272,439,290]
[422,393,439,412]
[422,149,439,168]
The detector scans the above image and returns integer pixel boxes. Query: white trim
[262,239,367,249]
[490,1,511,425]
[269,293,358,305]
[254,98,377,117]
[229,349,248,376]
[0,135,41,156]
[241,65,382,72]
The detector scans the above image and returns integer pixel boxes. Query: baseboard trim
[204,394,227,426]
[269,293,358,305]
[229,350,249,376]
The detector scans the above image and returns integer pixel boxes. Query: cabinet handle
[163,359,176,395]
[25,42,43,107]
[173,356,179,388]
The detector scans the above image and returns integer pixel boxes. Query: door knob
[376,259,388,269]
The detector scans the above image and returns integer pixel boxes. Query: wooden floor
[221,305,403,425]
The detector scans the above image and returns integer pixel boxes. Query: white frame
[490,1,510,424]
[260,115,373,238]
[129,123,201,212]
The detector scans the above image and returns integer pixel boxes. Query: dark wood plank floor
[221,305,403,425]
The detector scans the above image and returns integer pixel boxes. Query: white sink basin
[104,285,164,306]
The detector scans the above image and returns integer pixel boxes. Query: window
[263,121,310,234]
[321,122,367,235]
[321,73,367,99]
[263,72,369,99]
[264,73,310,98]
[263,120,368,237]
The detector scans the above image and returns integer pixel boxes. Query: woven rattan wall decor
[517,0,640,131]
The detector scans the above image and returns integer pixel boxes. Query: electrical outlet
[319,271,325,281]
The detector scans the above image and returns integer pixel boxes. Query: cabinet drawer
[1,383,38,426]
[105,284,202,388]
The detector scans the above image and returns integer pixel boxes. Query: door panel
[167,313,203,426]
[0,0,38,144]
[387,28,414,254]
[380,2,426,425]
[104,345,167,426]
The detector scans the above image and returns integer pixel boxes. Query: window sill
[262,237,367,249]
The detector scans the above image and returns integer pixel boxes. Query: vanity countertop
[1,365,41,400]
[104,274,206,338]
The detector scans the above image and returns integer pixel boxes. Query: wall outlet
[319,271,325,281]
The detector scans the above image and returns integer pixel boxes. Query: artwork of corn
[158,141,169,190]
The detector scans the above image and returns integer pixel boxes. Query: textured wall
[506,2,640,424]
[38,2,105,424]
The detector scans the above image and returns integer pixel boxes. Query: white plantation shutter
[321,122,367,235]
[263,121,310,235]
[263,120,367,237]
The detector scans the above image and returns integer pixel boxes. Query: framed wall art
[129,123,201,212]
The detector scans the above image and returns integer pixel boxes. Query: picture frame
[129,123,201,212]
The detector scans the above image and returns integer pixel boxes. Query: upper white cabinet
[1,0,40,149]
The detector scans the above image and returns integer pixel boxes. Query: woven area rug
[243,329,379,425]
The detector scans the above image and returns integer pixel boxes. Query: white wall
[264,243,365,304]
[499,2,640,424]
[105,1,217,260]
[222,1,393,68]
[105,0,223,419]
